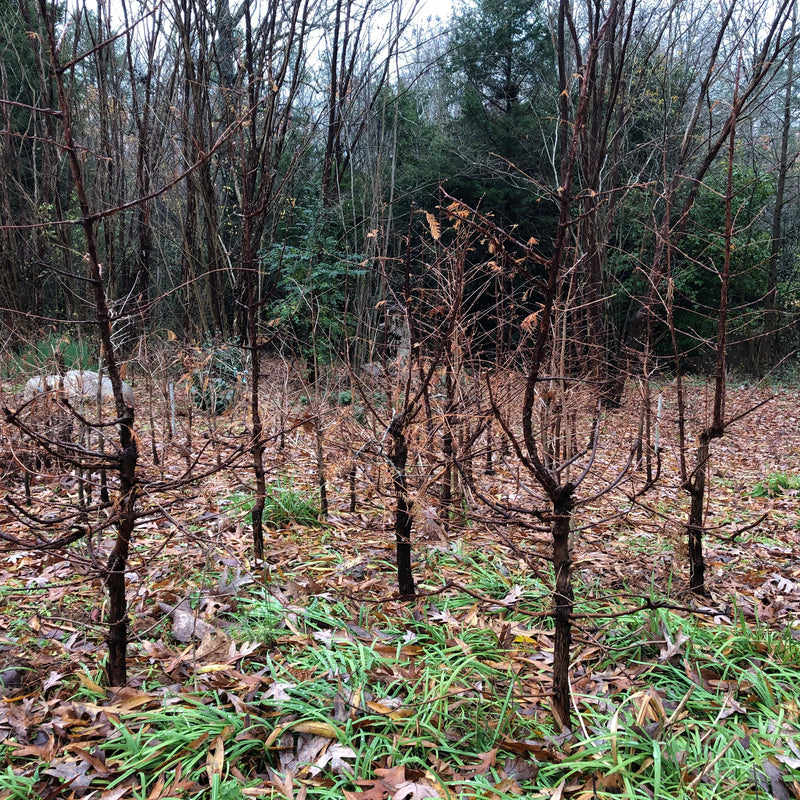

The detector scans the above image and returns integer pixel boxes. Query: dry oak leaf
[158,599,217,642]
[344,765,443,800]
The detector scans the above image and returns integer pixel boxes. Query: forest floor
[0,372,799,799]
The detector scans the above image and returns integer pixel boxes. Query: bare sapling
[348,209,473,597]
[3,0,141,685]
[434,0,647,725]
[27,0,139,685]
[232,0,310,560]
[445,192,657,730]
[667,68,769,595]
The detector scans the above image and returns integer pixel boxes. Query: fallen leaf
[206,734,225,782]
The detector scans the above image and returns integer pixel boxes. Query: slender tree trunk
[551,487,574,728]
[314,415,329,519]
[106,426,137,685]
[321,0,343,207]
[681,64,739,598]
[245,219,266,561]
[686,434,709,595]
[441,357,454,508]
[388,413,415,597]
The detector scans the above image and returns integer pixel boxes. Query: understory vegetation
[0,364,799,798]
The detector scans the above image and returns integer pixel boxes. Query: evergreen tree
[443,0,558,240]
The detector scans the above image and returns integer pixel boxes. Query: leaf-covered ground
[0,378,799,799]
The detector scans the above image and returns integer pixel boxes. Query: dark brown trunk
[686,436,709,596]
[241,104,266,559]
[247,250,266,562]
[321,0,343,206]
[484,418,495,475]
[348,462,357,512]
[106,421,137,685]
[388,413,415,598]
[682,68,739,599]
[551,488,574,729]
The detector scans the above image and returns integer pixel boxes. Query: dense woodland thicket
[1,0,799,373]
[2,0,800,796]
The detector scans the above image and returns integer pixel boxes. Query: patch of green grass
[263,478,321,527]
[224,477,321,528]
[751,471,800,498]
[0,764,41,800]
[100,696,267,799]
[242,589,541,795]
[70,663,109,702]
[99,571,800,798]
[222,592,285,645]
[4,532,800,800]
[547,607,800,799]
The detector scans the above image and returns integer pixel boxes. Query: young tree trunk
[234,0,308,558]
[246,225,266,561]
[388,413,415,598]
[106,422,137,684]
[441,358,454,508]
[551,486,574,728]
[321,0,343,206]
[686,434,709,595]
[679,66,739,598]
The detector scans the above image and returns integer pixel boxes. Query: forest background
[2,0,800,797]
[2,0,798,373]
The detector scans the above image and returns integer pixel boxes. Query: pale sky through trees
[421,0,453,22]
[95,0,456,27]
